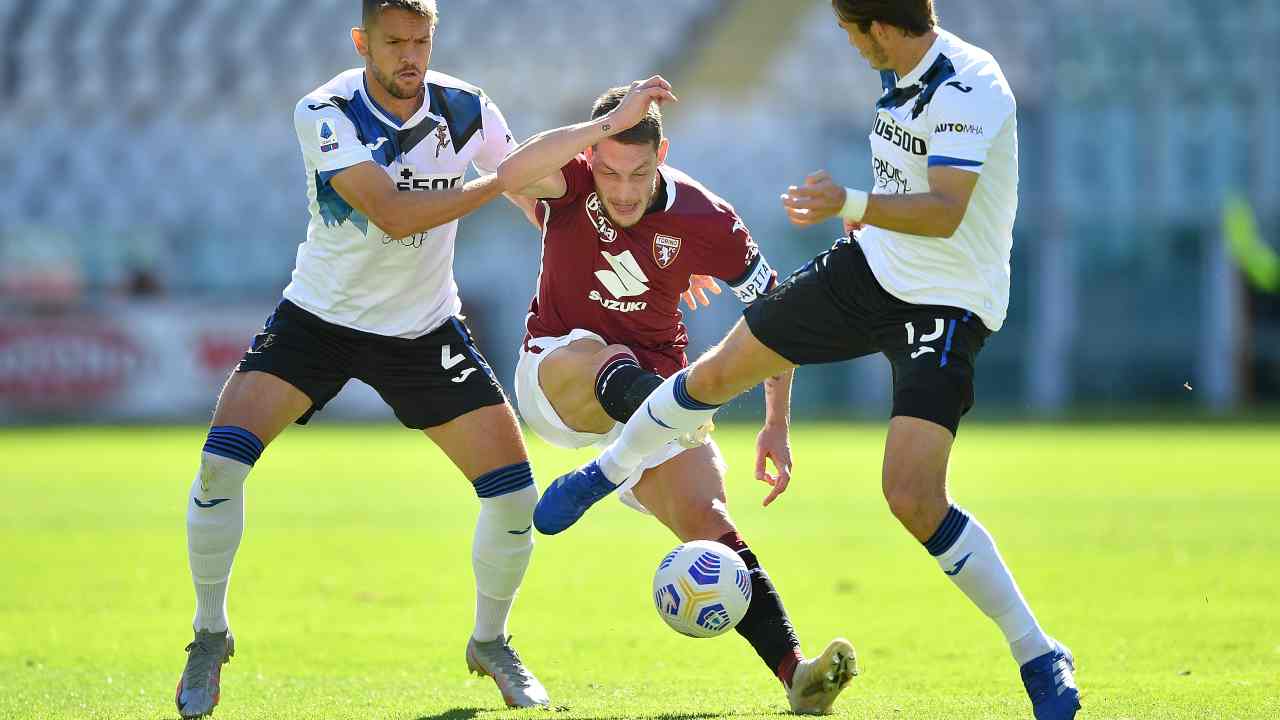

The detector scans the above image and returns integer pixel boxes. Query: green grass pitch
[1,423,1277,719]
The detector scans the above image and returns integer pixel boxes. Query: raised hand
[603,76,678,135]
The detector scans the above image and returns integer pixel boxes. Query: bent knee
[883,483,929,524]
[593,344,636,366]
[671,499,734,542]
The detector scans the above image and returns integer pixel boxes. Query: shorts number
[905,319,944,359]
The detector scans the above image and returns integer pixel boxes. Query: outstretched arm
[781,166,979,238]
[329,163,505,242]
[497,76,678,200]
[756,368,795,507]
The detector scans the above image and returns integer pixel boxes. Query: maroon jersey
[525,155,777,377]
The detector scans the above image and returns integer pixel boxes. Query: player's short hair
[591,86,663,150]
[363,0,438,30]
[831,0,936,37]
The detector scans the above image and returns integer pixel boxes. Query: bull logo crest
[434,124,450,158]
[653,234,682,269]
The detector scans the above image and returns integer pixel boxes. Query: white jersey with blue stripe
[284,68,516,338]
[856,29,1018,332]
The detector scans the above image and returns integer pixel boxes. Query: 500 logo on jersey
[383,166,464,248]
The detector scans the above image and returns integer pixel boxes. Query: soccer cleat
[787,638,858,715]
[532,460,617,535]
[466,635,549,708]
[175,629,235,719]
[1020,639,1080,720]
[676,420,715,449]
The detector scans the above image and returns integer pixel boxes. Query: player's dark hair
[831,0,936,37]
[591,86,663,150]
[363,0,438,29]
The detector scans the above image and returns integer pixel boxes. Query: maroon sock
[718,531,803,686]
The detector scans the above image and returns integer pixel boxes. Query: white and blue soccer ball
[652,540,752,638]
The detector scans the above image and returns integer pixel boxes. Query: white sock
[188,454,251,632]
[926,506,1053,666]
[598,369,719,484]
[471,464,537,643]
[187,426,262,633]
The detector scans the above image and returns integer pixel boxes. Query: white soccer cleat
[465,635,550,708]
[677,420,715,449]
[787,638,858,715]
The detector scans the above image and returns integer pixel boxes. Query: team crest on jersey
[317,119,339,153]
[434,124,450,158]
[653,234,682,268]
[585,193,618,243]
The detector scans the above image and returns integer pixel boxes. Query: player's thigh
[537,338,626,434]
[213,301,358,444]
[423,402,529,481]
[631,443,734,542]
[708,243,881,403]
[878,306,989,437]
[687,319,797,405]
[210,371,313,446]
[362,316,514,466]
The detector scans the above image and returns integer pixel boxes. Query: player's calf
[471,462,537,642]
[188,426,264,634]
[715,531,808,689]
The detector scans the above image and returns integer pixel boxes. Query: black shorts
[236,300,507,429]
[743,239,991,435]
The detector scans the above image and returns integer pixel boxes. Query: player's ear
[352,26,370,58]
[656,138,670,166]
[584,145,594,163]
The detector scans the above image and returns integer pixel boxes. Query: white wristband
[840,188,868,222]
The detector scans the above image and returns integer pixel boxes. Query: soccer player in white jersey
[174,2,549,716]
[535,1,1080,718]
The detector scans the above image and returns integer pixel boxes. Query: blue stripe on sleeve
[928,156,984,168]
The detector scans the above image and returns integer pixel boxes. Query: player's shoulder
[425,69,489,100]
[662,165,739,222]
[936,29,1015,108]
[295,68,364,115]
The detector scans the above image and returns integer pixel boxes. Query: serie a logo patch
[317,120,339,153]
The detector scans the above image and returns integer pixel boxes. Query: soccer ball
[652,540,752,638]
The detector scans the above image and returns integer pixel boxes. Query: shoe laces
[487,637,535,687]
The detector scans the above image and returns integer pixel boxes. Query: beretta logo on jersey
[585,193,618,243]
[653,234,682,269]
[317,120,339,153]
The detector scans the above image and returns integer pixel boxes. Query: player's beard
[370,61,425,100]
[863,35,891,69]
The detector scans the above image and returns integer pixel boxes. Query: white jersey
[285,68,516,338]
[857,29,1018,332]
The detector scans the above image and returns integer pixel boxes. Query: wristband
[840,188,868,222]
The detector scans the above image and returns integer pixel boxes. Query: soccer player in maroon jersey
[496,77,856,715]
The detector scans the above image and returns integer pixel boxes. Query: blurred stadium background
[2,0,1278,425]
